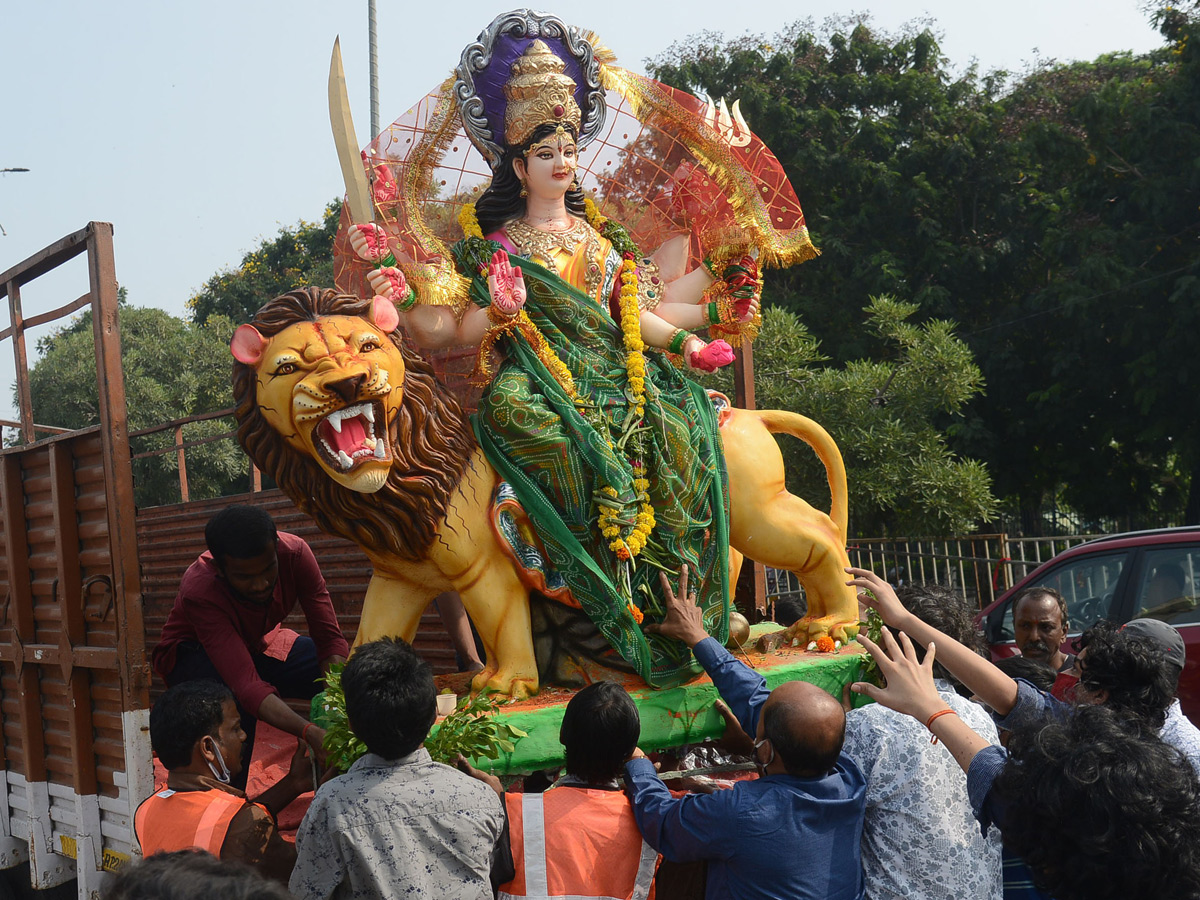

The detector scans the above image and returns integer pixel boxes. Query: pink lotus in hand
[487,249,526,316]
[348,223,391,262]
[366,266,407,301]
[690,339,735,372]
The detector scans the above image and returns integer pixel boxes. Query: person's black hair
[1075,620,1175,729]
[1013,585,1070,633]
[475,123,587,235]
[888,583,989,687]
[773,596,805,628]
[102,849,292,900]
[993,655,1058,693]
[342,637,436,760]
[762,700,845,776]
[204,506,278,564]
[150,680,233,770]
[560,681,640,783]
[996,705,1200,900]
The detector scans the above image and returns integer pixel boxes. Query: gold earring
[520,179,528,198]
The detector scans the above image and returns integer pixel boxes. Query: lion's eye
[273,363,297,376]
[360,341,380,353]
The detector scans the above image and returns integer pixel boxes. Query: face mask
[204,737,231,783]
[753,737,775,773]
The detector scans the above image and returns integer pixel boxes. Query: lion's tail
[757,409,849,539]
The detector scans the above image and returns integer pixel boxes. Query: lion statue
[231,287,859,698]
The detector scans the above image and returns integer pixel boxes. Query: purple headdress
[454,9,607,168]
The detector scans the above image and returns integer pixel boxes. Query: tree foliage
[653,7,1200,531]
[188,199,343,325]
[699,301,995,535]
[27,305,245,507]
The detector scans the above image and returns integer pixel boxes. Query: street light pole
[0,168,30,236]
[368,0,379,139]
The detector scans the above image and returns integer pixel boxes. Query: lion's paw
[472,667,538,701]
[784,615,861,648]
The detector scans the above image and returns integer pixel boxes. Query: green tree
[189,198,343,324]
[27,306,247,507]
[654,11,1200,532]
[699,300,996,535]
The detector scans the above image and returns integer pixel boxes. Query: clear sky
[0,1,1164,359]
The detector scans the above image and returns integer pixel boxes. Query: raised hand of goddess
[348,222,393,263]
[487,249,526,317]
[366,267,407,302]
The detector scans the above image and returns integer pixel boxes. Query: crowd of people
[112,507,1200,900]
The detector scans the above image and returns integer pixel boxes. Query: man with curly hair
[841,584,1002,900]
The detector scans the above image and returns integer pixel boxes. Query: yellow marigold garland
[584,197,608,231]
[459,202,484,239]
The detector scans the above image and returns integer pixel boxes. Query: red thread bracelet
[302,722,316,745]
[925,708,958,744]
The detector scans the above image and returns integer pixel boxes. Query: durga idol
[334,9,833,688]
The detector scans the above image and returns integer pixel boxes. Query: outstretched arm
[851,630,992,774]
[847,567,1020,716]
[644,566,769,736]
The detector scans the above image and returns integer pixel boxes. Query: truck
[0,223,460,898]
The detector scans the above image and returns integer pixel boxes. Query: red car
[977,527,1200,723]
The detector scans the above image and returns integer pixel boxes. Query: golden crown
[503,40,582,148]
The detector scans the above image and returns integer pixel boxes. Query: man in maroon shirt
[152,506,348,787]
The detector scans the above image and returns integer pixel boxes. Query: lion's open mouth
[313,402,389,472]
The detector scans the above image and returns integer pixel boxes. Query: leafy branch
[319,664,526,772]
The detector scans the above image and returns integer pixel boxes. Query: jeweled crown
[503,40,582,148]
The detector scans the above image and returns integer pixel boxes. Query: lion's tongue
[322,415,368,455]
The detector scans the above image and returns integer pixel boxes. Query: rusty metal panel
[0,224,152,897]
[136,490,460,699]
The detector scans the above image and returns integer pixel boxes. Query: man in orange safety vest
[134,679,317,885]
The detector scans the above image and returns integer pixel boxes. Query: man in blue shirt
[623,566,867,900]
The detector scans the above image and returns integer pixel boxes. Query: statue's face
[514,133,577,202]
[250,315,405,493]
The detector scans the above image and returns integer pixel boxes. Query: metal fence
[766,532,1105,617]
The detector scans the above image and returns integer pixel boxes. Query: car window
[1134,547,1200,626]
[994,551,1127,641]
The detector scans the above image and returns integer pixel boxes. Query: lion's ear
[231,325,268,365]
[369,294,400,334]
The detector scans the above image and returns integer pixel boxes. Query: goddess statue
[334,10,824,687]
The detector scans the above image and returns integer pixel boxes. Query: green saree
[467,250,730,688]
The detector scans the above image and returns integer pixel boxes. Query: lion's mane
[232,287,476,560]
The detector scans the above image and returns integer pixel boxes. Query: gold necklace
[506,218,603,297]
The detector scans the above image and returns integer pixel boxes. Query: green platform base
[439,625,868,776]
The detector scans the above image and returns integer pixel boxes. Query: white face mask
[753,737,775,773]
[204,736,232,784]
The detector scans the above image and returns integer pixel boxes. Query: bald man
[623,567,867,900]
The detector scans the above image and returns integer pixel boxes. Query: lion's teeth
[328,412,343,433]
[363,405,375,424]
[337,450,354,469]
[363,437,376,450]
[375,438,387,459]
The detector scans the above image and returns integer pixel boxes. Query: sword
[328,36,374,225]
